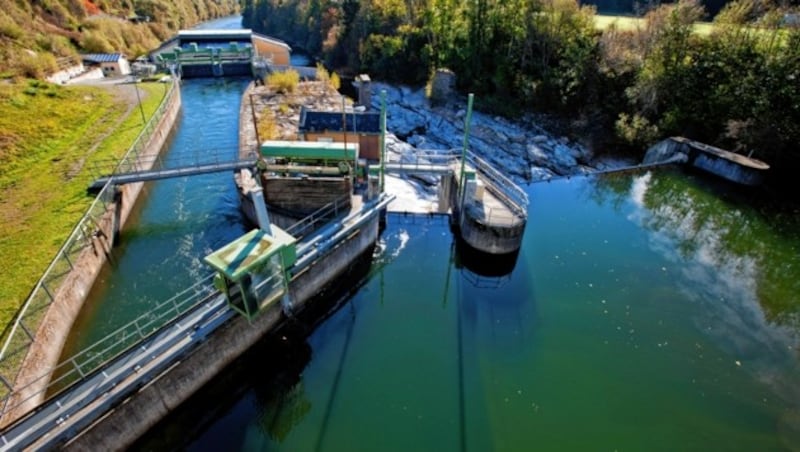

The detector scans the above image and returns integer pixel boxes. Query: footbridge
[88,157,258,192]
[88,149,528,225]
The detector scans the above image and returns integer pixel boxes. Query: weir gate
[149,29,292,79]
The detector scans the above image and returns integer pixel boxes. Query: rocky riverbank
[368,82,636,211]
[240,78,638,212]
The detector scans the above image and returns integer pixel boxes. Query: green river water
[137,165,800,451]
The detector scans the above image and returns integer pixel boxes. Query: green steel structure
[260,140,360,177]
[260,140,358,161]
[204,227,297,321]
[156,42,254,77]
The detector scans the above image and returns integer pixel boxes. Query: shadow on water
[133,245,377,451]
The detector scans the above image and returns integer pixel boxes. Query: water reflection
[592,167,800,418]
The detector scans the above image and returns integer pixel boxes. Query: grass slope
[0,80,166,329]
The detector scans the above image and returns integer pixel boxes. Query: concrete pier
[446,165,528,256]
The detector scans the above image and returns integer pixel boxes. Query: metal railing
[88,149,258,191]
[0,191,396,449]
[466,151,529,219]
[0,80,179,414]
[285,194,351,239]
[383,148,528,224]
[384,150,461,174]
[0,188,362,424]
[0,274,218,420]
[91,149,257,180]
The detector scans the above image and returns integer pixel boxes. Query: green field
[594,14,716,34]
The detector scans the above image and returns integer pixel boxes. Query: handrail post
[458,94,474,214]
[380,90,387,194]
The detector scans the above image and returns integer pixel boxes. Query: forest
[241,0,800,179]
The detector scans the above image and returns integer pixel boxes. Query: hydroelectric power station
[0,26,529,450]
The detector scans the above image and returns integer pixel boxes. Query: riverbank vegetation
[243,0,800,181]
[0,0,238,78]
[0,81,165,329]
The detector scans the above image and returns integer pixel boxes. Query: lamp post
[133,79,146,124]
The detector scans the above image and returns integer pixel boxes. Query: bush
[266,70,300,94]
[80,32,114,53]
[615,113,660,148]
[330,72,341,91]
[257,110,279,141]
[17,52,58,79]
[0,15,23,39]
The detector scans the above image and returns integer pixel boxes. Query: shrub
[266,70,300,94]
[80,31,114,53]
[257,110,279,141]
[17,52,58,79]
[615,113,660,148]
[0,15,23,39]
[315,62,330,82]
[330,72,341,91]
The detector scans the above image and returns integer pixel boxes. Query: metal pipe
[248,189,272,234]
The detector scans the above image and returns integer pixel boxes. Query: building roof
[82,53,125,63]
[299,107,381,134]
[178,29,253,42]
[251,33,291,51]
[204,227,296,282]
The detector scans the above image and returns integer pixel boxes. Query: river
[64,16,800,452]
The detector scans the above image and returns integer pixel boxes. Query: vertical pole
[134,81,146,125]
[353,110,358,182]
[458,94,474,212]
[342,96,348,161]
[250,93,261,147]
[380,90,387,193]
[249,189,272,234]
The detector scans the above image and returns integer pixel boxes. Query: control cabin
[204,227,297,320]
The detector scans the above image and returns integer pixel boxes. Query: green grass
[0,80,167,331]
[594,14,716,35]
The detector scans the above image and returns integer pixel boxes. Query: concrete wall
[65,68,105,85]
[46,64,86,84]
[63,214,381,451]
[643,137,767,186]
[449,174,526,255]
[252,39,290,66]
[457,211,526,255]
[262,176,352,215]
[1,85,182,426]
